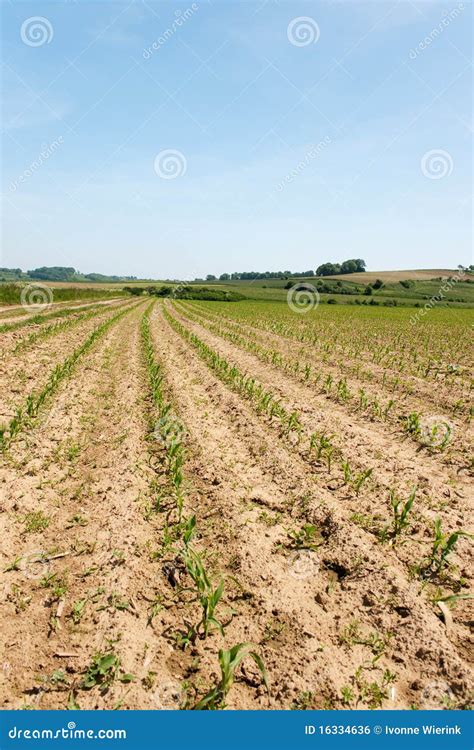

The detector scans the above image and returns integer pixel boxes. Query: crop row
[185,301,471,409]
[140,304,268,709]
[0,303,137,451]
[0,300,123,335]
[10,300,132,355]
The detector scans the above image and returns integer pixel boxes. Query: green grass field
[1,270,473,308]
[183,275,474,307]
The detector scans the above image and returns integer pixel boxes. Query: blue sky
[1,0,472,279]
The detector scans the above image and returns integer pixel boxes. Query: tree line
[201,259,366,281]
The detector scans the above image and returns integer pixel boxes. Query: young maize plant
[341,462,373,495]
[402,412,421,439]
[181,546,225,644]
[141,305,187,522]
[381,488,416,543]
[353,468,373,495]
[192,644,268,710]
[422,519,473,576]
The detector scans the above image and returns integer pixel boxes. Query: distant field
[325,269,460,283]
[2,270,473,308]
[185,275,474,307]
[0,282,126,307]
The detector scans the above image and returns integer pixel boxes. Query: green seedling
[403,412,421,437]
[382,488,416,542]
[183,546,225,641]
[423,519,473,575]
[193,644,268,710]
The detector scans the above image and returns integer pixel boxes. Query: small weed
[71,599,87,624]
[286,524,321,551]
[81,651,133,692]
[291,690,314,710]
[4,556,22,572]
[23,511,50,534]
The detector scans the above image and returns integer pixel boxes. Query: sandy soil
[0,299,472,711]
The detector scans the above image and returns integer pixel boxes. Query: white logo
[287,283,320,314]
[153,150,187,179]
[153,681,186,709]
[21,551,52,581]
[287,549,319,580]
[421,149,453,180]
[20,283,53,313]
[420,681,454,709]
[287,17,320,47]
[21,17,54,47]
[419,415,453,449]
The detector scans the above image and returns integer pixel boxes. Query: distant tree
[219,273,230,281]
[372,279,384,290]
[316,262,341,276]
[206,274,216,281]
[123,286,144,296]
[27,266,77,281]
[340,260,357,274]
